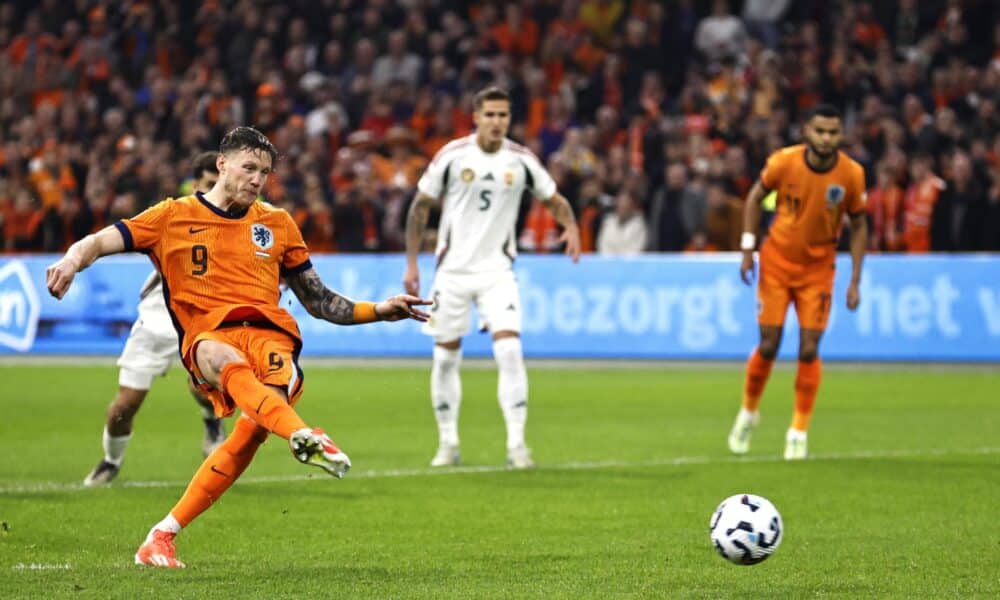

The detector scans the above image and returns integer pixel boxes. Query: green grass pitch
[1,362,997,598]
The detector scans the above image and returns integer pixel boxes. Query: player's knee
[111,387,146,416]
[758,342,779,360]
[433,344,462,372]
[493,336,524,372]
[798,347,819,363]
[196,342,245,384]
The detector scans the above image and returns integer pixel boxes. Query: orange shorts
[757,242,835,331]
[186,323,304,418]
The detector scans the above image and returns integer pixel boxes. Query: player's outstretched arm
[739,180,769,285]
[286,267,431,325]
[846,212,868,310]
[46,225,126,299]
[403,191,438,295]
[541,192,581,262]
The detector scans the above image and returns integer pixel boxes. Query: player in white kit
[403,87,581,468]
[84,153,227,486]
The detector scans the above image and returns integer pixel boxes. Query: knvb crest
[825,184,845,208]
[252,224,274,250]
[0,261,41,352]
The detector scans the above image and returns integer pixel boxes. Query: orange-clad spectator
[576,178,608,253]
[372,126,427,191]
[572,32,607,75]
[4,189,46,252]
[868,163,906,251]
[852,3,885,50]
[594,105,627,150]
[7,13,58,67]
[301,173,335,253]
[409,87,436,141]
[28,141,78,210]
[518,197,561,253]
[523,67,548,139]
[200,72,245,128]
[703,181,742,252]
[548,2,586,49]
[359,95,397,138]
[902,154,946,252]
[491,5,538,58]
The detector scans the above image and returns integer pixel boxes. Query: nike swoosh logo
[189,227,209,234]
[210,465,232,478]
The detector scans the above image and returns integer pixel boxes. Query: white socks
[736,407,759,426]
[431,345,462,447]
[149,513,182,538]
[493,337,528,450]
[103,427,131,467]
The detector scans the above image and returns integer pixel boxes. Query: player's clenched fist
[46,257,79,299]
[375,294,432,322]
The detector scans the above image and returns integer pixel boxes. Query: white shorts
[423,270,521,342]
[116,300,180,390]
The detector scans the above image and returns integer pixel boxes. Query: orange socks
[170,417,269,527]
[742,348,774,412]
[792,358,822,432]
[220,362,306,439]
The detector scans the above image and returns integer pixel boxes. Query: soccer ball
[709,494,783,565]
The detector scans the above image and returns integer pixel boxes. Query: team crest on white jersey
[825,185,845,207]
[460,168,475,182]
[504,171,513,185]
[251,223,274,250]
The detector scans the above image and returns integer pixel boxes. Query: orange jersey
[116,193,311,360]
[760,145,866,264]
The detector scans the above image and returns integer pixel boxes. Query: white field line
[0,355,997,372]
[1,446,997,495]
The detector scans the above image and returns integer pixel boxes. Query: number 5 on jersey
[479,189,492,211]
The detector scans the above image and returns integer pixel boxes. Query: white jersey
[135,271,178,339]
[417,135,557,274]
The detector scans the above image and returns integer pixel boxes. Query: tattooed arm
[403,191,438,295]
[286,267,431,324]
[541,192,581,262]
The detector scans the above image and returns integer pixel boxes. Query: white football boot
[727,409,760,455]
[289,428,351,478]
[506,445,535,470]
[783,428,808,460]
[430,443,461,467]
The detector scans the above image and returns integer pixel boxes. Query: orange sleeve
[759,151,787,191]
[845,163,867,215]
[279,209,312,276]
[116,199,173,252]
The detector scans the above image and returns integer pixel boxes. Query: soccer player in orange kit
[727,105,868,460]
[46,126,430,568]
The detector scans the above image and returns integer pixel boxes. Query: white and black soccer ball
[709,493,783,565]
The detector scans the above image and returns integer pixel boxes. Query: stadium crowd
[1,0,999,255]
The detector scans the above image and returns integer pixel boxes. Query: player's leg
[424,273,472,466]
[430,338,463,466]
[729,251,790,454]
[491,331,532,468]
[136,330,346,568]
[479,272,532,468]
[135,414,269,568]
[784,278,832,460]
[193,331,349,476]
[84,318,170,485]
[784,328,823,460]
[83,385,148,485]
[188,377,226,457]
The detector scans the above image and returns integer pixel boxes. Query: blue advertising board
[1,253,998,361]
